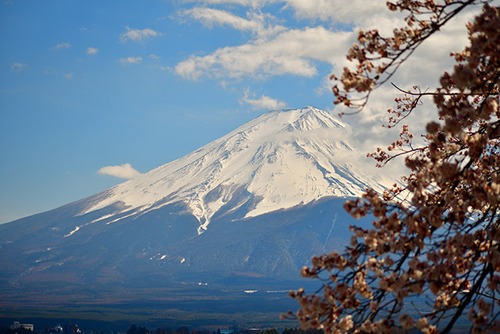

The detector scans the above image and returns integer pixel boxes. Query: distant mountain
[0,107,386,324]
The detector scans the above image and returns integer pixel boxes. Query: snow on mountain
[80,106,386,235]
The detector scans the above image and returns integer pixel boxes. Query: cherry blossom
[287,1,499,333]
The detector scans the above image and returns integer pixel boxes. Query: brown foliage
[288,1,499,333]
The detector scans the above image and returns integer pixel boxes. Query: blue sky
[0,0,476,223]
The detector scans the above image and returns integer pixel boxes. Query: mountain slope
[77,106,385,235]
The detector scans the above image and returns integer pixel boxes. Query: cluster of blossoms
[288,1,499,333]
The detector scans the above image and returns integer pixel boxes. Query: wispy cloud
[86,47,99,55]
[118,56,143,65]
[179,7,283,37]
[53,42,71,49]
[11,62,27,71]
[119,27,160,42]
[98,163,142,179]
[284,0,388,25]
[241,90,286,110]
[181,0,272,7]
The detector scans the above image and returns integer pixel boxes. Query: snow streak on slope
[80,107,386,234]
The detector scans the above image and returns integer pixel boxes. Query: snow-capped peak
[80,106,385,234]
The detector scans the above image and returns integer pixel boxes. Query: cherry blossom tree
[287,1,499,333]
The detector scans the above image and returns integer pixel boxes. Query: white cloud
[179,7,284,37]
[65,72,75,80]
[183,1,392,29]
[181,7,257,30]
[98,163,142,179]
[86,47,99,55]
[118,56,143,65]
[241,90,286,110]
[53,42,71,49]
[175,27,351,80]
[11,62,27,71]
[120,27,160,42]
[182,0,273,7]
[176,0,477,84]
[284,0,389,25]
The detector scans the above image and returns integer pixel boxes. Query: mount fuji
[78,106,383,234]
[0,106,387,325]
